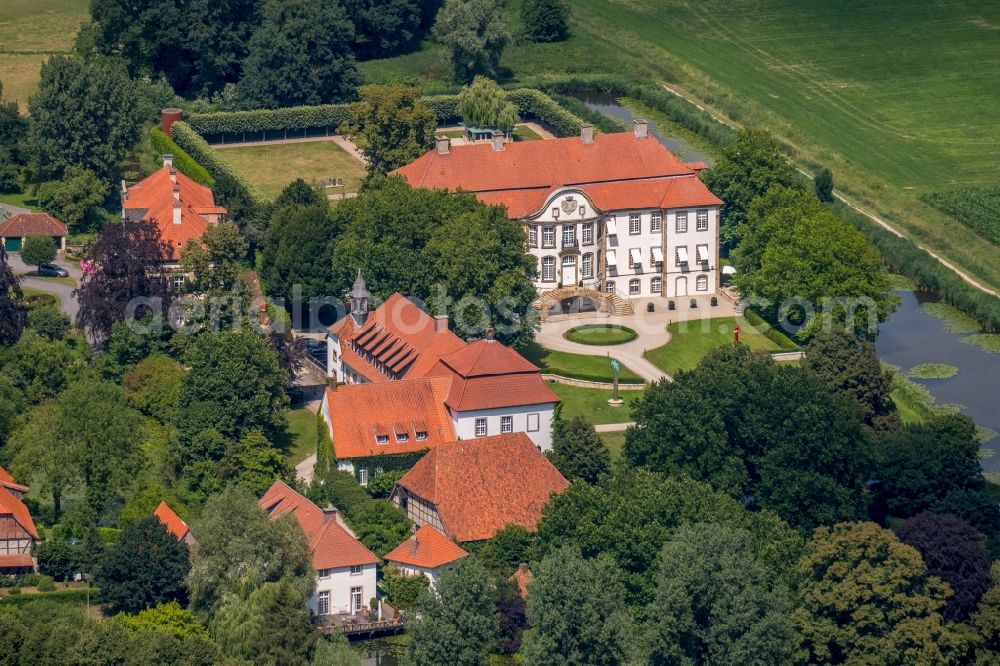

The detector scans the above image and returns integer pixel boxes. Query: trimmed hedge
[170,121,268,208]
[832,202,1000,332]
[148,126,215,186]
[185,88,589,140]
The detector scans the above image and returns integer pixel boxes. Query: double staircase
[534,286,634,319]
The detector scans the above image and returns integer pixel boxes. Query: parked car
[37,263,69,278]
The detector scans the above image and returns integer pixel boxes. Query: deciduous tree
[409,558,499,666]
[650,524,795,665]
[27,306,71,340]
[96,517,191,614]
[20,236,56,269]
[342,86,437,176]
[549,416,610,484]
[341,0,430,60]
[791,522,962,665]
[0,245,25,344]
[124,353,185,423]
[457,77,520,133]
[896,512,992,622]
[35,165,108,232]
[521,0,569,43]
[432,0,510,83]
[74,219,172,344]
[521,545,632,665]
[238,0,360,109]
[28,55,139,184]
[8,402,75,519]
[115,601,207,638]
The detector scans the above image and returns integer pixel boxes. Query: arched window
[582,253,593,278]
[651,276,662,293]
[629,278,641,295]
[542,257,556,282]
[696,274,709,291]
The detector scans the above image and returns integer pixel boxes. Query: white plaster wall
[664,206,720,299]
[326,334,342,381]
[525,189,602,293]
[450,403,555,451]
[308,563,377,615]
[604,208,665,298]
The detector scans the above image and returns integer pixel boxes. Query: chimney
[120,180,128,202]
[172,201,182,225]
[434,314,449,333]
[327,375,337,391]
[580,123,594,144]
[485,327,495,342]
[323,503,338,518]
[168,167,177,184]
[435,136,450,155]
[411,535,419,555]
[172,184,180,201]
[633,119,648,139]
[162,153,173,167]
[491,131,505,152]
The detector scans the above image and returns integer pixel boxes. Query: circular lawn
[564,324,637,346]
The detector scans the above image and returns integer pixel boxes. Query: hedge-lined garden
[169,121,269,209]
[148,126,215,186]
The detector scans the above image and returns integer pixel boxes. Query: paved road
[7,254,80,321]
[595,422,634,432]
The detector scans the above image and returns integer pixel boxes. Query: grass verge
[564,324,637,345]
[644,316,785,376]
[551,382,643,425]
[518,341,644,384]
[279,408,319,467]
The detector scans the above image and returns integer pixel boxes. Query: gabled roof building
[0,212,68,253]
[390,433,568,542]
[154,501,196,546]
[0,467,37,573]
[384,524,468,587]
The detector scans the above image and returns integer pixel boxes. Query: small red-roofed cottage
[0,212,68,253]
[390,433,568,542]
[260,480,379,617]
[154,501,196,547]
[0,467,37,573]
[384,525,468,587]
[121,155,226,269]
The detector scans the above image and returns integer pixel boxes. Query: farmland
[923,186,1000,246]
[0,0,88,111]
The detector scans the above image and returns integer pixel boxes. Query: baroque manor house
[395,121,723,303]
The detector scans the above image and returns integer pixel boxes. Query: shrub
[37,576,56,592]
[668,300,675,310]
[646,302,654,312]
[814,167,834,202]
[186,104,355,136]
[148,126,214,186]
[21,236,57,268]
[381,565,429,610]
[690,298,697,308]
[710,296,718,306]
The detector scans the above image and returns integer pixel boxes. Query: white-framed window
[676,211,688,233]
[542,256,556,282]
[396,432,408,442]
[475,418,487,437]
[527,413,539,432]
[528,225,537,246]
[172,275,184,290]
[375,434,388,445]
[351,587,363,612]
[676,246,688,266]
[318,568,333,580]
[542,226,555,248]
[350,564,363,575]
[358,468,368,486]
[628,249,636,269]
[629,213,641,234]
[501,416,513,433]
[562,226,575,247]
[582,223,593,245]
[651,211,662,232]
[697,274,709,291]
[651,276,662,293]
[697,210,709,231]
[606,281,616,294]
[415,430,427,441]
[582,253,593,278]
[629,278,641,295]
[318,591,331,616]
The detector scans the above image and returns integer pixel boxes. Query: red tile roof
[385,525,469,569]
[259,480,379,569]
[396,433,568,542]
[0,466,29,494]
[393,131,722,219]
[424,340,559,412]
[154,501,190,542]
[331,294,466,383]
[0,554,33,568]
[325,379,456,460]
[123,166,225,261]
[0,213,67,238]
[0,485,37,539]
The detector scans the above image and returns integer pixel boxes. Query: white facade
[309,563,377,616]
[525,189,720,300]
[450,404,556,451]
[393,563,449,588]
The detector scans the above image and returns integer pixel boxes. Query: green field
[922,186,1000,246]
[213,140,366,200]
[0,0,88,111]
[644,316,785,376]
[550,382,643,425]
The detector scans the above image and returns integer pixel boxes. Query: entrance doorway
[675,276,688,296]
[562,256,577,286]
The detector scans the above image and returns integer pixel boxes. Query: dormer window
[396,432,409,442]
[376,434,389,445]
[415,431,427,441]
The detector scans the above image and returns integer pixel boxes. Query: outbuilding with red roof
[0,467,37,574]
[154,501,196,546]
[0,212,67,253]
[384,524,468,587]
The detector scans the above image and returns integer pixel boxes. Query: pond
[575,97,1000,470]
[570,91,715,165]
[877,290,1000,470]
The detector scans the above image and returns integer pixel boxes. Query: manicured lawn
[0,0,89,111]
[564,324,637,346]
[216,140,366,200]
[280,408,319,466]
[644,316,785,376]
[550,382,643,425]
[517,341,644,384]
[21,287,61,309]
[597,430,627,461]
[17,273,76,287]
[512,124,542,141]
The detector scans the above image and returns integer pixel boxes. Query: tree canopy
[457,77,520,133]
[0,245,25,345]
[96,517,191,614]
[262,197,339,305]
[342,85,437,176]
[432,0,510,83]
[35,165,108,232]
[521,0,570,43]
[549,416,610,484]
[20,236,57,269]
[237,0,360,109]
